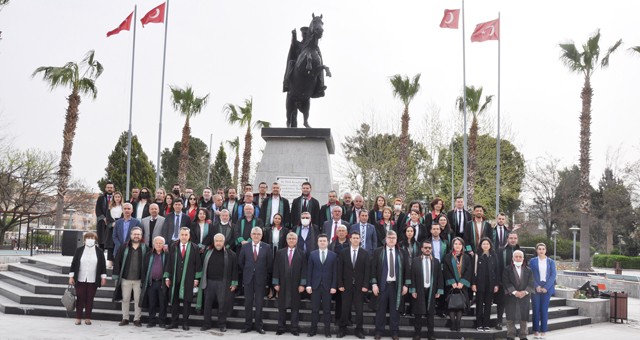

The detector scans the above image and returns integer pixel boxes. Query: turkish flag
[141,2,166,27]
[106,12,133,37]
[471,18,499,42]
[439,9,460,29]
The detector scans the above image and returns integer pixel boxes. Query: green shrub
[519,235,591,260]
[593,254,640,269]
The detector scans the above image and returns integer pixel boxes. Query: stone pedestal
[566,298,610,323]
[254,128,335,202]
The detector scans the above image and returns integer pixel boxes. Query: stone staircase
[0,256,592,339]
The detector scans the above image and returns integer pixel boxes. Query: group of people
[70,180,557,340]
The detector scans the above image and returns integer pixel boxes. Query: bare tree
[524,155,562,238]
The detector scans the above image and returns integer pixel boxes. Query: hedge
[518,235,594,260]
[592,254,640,269]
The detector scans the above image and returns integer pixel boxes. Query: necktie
[253,245,258,261]
[303,198,308,211]
[288,249,293,266]
[476,222,482,246]
[321,250,325,264]
[333,221,338,241]
[389,248,395,278]
[173,215,180,239]
[107,195,111,204]
[360,224,366,249]
[458,211,462,232]
[499,227,503,246]
[424,257,430,287]
[352,249,357,267]
[181,244,186,258]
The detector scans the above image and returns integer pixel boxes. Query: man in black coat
[502,250,534,340]
[206,209,234,250]
[223,188,241,224]
[95,181,114,249]
[447,196,471,238]
[292,211,320,258]
[322,205,349,242]
[290,181,321,227]
[260,182,291,227]
[238,226,273,334]
[198,233,238,332]
[273,232,307,336]
[337,231,369,339]
[370,230,409,340]
[319,190,344,227]
[233,204,264,250]
[463,205,493,256]
[409,240,444,340]
[164,227,202,330]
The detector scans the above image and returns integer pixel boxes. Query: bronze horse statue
[284,13,331,128]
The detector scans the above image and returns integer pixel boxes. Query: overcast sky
[0,0,638,194]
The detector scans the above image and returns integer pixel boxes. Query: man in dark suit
[164,227,202,330]
[95,181,114,249]
[344,195,365,225]
[293,211,320,258]
[290,181,321,227]
[322,205,349,242]
[463,205,493,256]
[337,231,369,339]
[161,199,191,246]
[112,203,141,255]
[207,209,234,250]
[260,182,291,227]
[490,212,512,249]
[238,226,273,334]
[233,204,264,250]
[496,232,521,330]
[223,188,240,224]
[273,232,307,336]
[141,235,168,328]
[502,250,534,340]
[306,234,338,338]
[238,192,261,222]
[370,230,408,340]
[329,225,350,254]
[350,210,378,256]
[409,240,444,340]
[447,196,471,238]
[319,190,344,227]
[253,182,270,208]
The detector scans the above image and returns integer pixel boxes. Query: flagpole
[462,0,469,209]
[125,5,137,201]
[206,133,213,187]
[495,12,501,217]
[451,136,455,210]
[155,0,170,190]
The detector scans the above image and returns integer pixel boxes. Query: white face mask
[514,261,523,267]
[85,239,96,247]
[394,204,402,210]
[301,218,311,226]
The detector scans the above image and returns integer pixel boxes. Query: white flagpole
[462,0,469,209]
[155,0,170,190]
[495,12,501,217]
[125,5,137,201]
[206,133,213,188]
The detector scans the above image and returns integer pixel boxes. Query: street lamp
[551,229,559,260]
[617,235,624,254]
[569,225,580,268]
[65,208,76,230]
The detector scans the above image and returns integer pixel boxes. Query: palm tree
[631,46,640,54]
[32,50,103,228]
[390,74,421,201]
[559,29,622,271]
[169,85,210,190]
[226,137,240,190]
[223,97,270,186]
[456,86,493,207]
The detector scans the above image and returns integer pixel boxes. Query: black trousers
[244,277,266,329]
[476,286,494,328]
[494,285,506,322]
[311,285,332,331]
[277,303,300,332]
[375,281,400,336]
[170,280,191,325]
[147,280,167,324]
[340,285,365,330]
[414,288,435,338]
[203,280,228,327]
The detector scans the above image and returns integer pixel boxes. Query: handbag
[61,284,76,312]
[446,288,467,310]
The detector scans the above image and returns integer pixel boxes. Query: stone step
[8,263,115,287]
[0,271,114,299]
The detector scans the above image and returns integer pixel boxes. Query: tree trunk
[467,115,478,208]
[233,149,239,190]
[578,76,593,271]
[605,220,613,253]
[397,106,410,200]
[241,125,252,187]
[177,117,191,190]
[55,91,81,228]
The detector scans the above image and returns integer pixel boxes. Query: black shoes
[165,323,178,329]
[118,319,129,326]
[292,331,300,336]
[325,331,332,338]
[182,324,189,331]
[241,328,252,333]
[336,330,346,338]
[355,331,365,339]
[276,330,285,335]
[133,320,142,327]
[200,326,211,331]
[147,322,156,328]
[308,329,317,337]
[495,320,503,330]
[220,326,227,332]
[257,328,266,334]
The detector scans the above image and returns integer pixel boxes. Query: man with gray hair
[502,249,535,340]
[141,203,165,248]
[141,235,167,327]
[323,205,349,242]
[238,226,273,334]
[293,211,320,257]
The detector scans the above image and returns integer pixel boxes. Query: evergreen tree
[210,143,232,190]
[98,131,156,193]
[160,136,209,194]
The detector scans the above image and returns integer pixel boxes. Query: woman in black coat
[442,237,472,332]
[68,232,107,325]
[472,237,500,331]
[263,213,289,299]
[399,225,419,315]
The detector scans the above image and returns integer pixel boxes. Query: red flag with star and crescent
[439,9,460,29]
[106,12,133,37]
[471,18,500,42]
[141,2,166,27]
